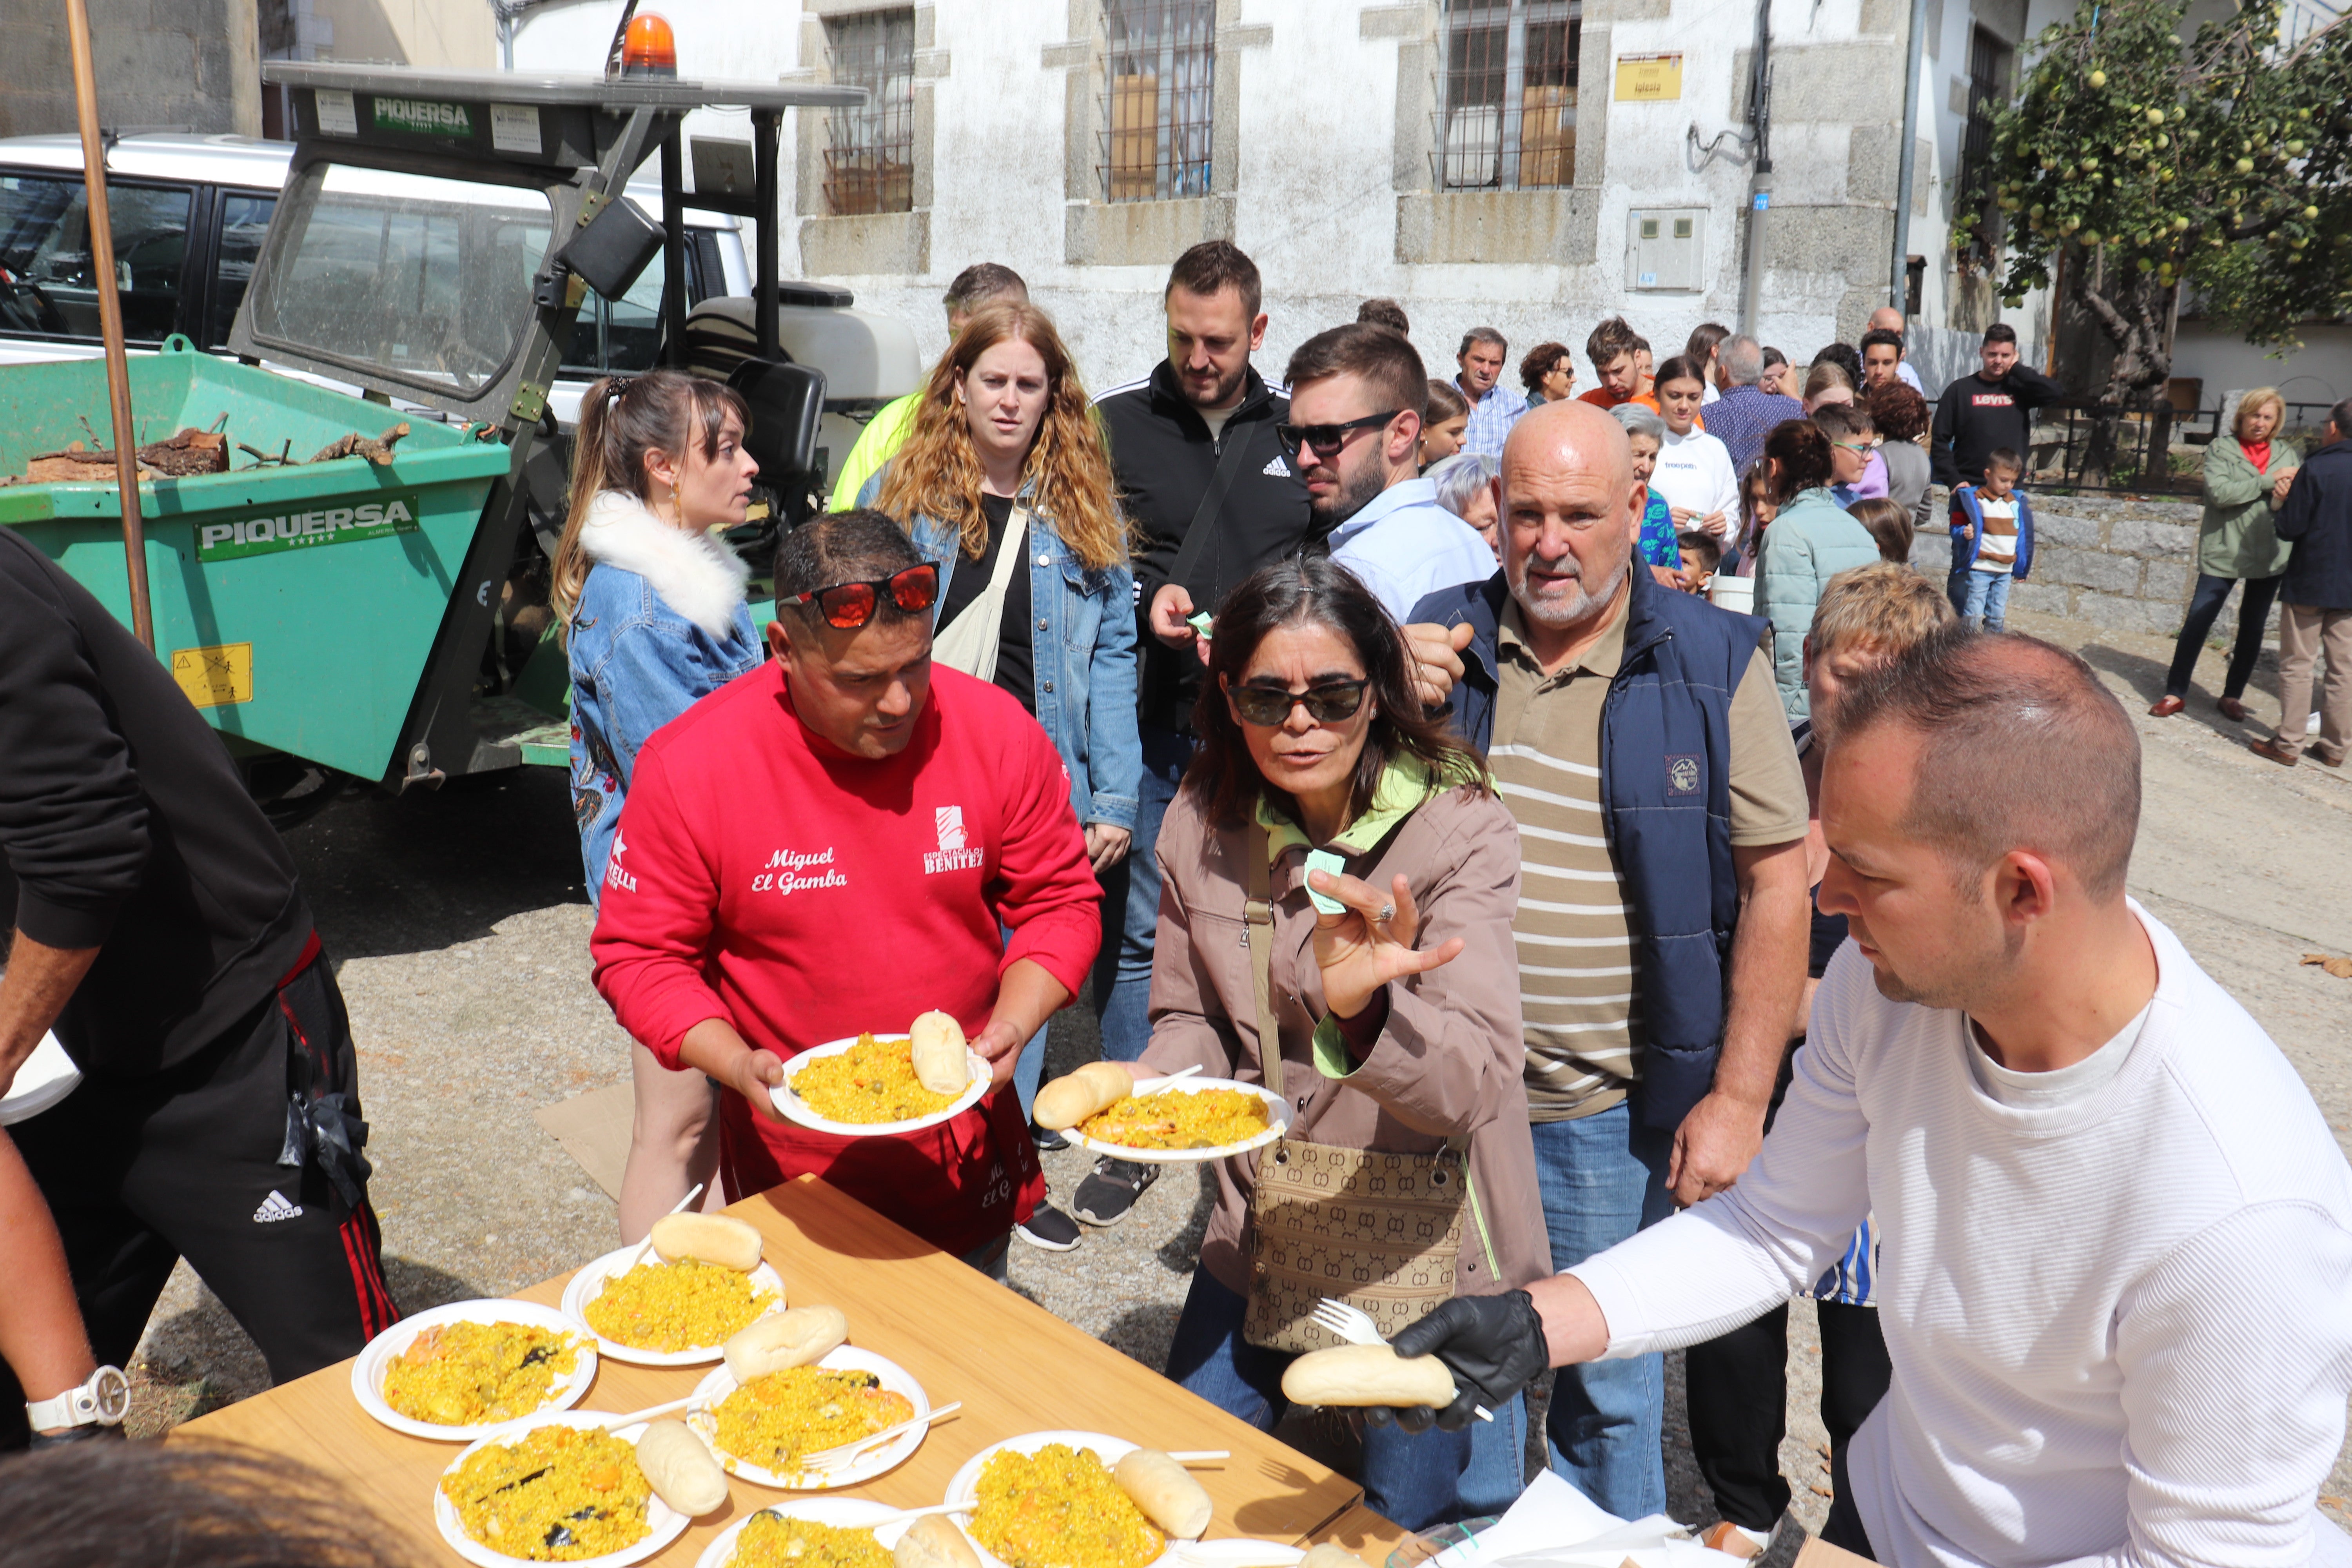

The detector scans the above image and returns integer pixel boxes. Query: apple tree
[1960,0,2350,481]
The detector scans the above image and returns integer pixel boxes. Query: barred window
[824,9,916,217]
[1103,0,1215,202]
[1439,0,1580,191]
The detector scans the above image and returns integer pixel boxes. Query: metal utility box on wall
[1627,209,1705,291]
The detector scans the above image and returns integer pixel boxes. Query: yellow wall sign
[172,642,254,708]
[1615,53,1684,102]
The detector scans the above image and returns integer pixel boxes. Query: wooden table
[174,1177,1387,1564]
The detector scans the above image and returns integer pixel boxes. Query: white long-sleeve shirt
[1569,905,2352,1568]
[1650,427,1741,540]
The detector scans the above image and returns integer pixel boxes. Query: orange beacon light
[620,13,677,77]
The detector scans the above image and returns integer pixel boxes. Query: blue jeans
[1948,567,2013,631]
[1163,1269,1528,1532]
[2163,572,2281,702]
[1091,723,1193,1062]
[1531,1100,1675,1519]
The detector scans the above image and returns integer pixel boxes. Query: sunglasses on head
[1227,678,1371,728]
[1275,410,1401,460]
[787,562,940,628]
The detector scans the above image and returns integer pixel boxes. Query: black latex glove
[1362,1290,1550,1434]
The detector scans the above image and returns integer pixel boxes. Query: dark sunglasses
[1227,678,1371,728]
[786,562,940,628]
[1274,410,1401,460]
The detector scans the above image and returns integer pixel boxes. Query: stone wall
[1908,492,2279,647]
[0,0,260,141]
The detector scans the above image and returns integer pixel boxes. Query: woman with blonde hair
[552,367,764,1242]
[2152,388,2302,720]
[865,302,1140,1250]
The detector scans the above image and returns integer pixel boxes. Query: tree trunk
[2071,253,2172,488]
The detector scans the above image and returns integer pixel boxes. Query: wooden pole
[63,0,155,651]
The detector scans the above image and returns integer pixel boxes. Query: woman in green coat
[2152,389,2300,720]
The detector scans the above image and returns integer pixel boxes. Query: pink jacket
[1142,775,1552,1298]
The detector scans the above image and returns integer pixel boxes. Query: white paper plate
[1063,1079,1291,1164]
[350,1299,596,1441]
[945,1430,1192,1568]
[768,1033,991,1136]
[693,1494,916,1568]
[688,1345,930,1490]
[433,1411,689,1568]
[0,1033,80,1127]
[561,1246,786,1368]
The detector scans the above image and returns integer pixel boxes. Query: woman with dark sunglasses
[866,302,1140,1250]
[1034,555,1548,1529]
[551,368,764,1245]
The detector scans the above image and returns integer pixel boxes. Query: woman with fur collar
[550,368,763,1243]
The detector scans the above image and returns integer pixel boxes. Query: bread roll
[724,1305,848,1383]
[1300,1546,1374,1568]
[1112,1449,1213,1539]
[1032,1061,1136,1132]
[636,1419,729,1515]
[650,1213,764,1273]
[893,1512,983,1568]
[1278,1343,1455,1409]
[909,1011,972,1096]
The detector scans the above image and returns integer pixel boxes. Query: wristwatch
[25,1365,130,1435]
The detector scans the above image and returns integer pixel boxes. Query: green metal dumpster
[0,338,510,781]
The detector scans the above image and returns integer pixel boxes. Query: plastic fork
[1309,1298,1493,1423]
[792,1400,961,1470]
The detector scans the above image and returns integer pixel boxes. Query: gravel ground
[123,607,2352,1554]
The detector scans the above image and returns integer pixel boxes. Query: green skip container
[0,338,511,781]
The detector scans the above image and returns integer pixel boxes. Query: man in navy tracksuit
[0,528,393,1449]
[1406,399,1810,1519]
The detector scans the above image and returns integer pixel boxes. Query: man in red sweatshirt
[590,512,1102,1277]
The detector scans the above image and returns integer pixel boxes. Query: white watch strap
[23,1385,93,1432]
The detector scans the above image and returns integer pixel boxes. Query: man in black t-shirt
[1929,323,2065,488]
[0,530,392,1449]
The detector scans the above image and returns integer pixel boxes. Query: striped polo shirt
[1489,594,1806,1121]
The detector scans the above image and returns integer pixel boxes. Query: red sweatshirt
[590,662,1100,1256]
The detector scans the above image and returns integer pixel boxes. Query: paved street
[127,604,2352,1547]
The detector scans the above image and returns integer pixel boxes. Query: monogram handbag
[1237,825,1469,1354]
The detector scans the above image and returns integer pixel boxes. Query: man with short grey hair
[1704,334,1804,478]
[1455,326,1527,459]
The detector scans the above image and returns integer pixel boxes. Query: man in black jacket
[1078,242,1316,1227]
[1929,323,2065,487]
[0,529,393,1448]
[2253,399,2352,768]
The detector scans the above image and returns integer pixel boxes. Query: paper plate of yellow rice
[561,1246,786,1368]
[945,1432,1185,1568]
[688,1345,931,1490]
[351,1299,595,1441]
[769,1033,989,1136]
[693,1495,915,1568]
[1065,1080,1289,1164]
[435,1411,689,1568]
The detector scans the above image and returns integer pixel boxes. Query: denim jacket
[864,472,1141,830]
[567,492,764,903]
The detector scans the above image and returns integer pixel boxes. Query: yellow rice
[441,1423,651,1562]
[725,1512,895,1568]
[968,1444,1165,1568]
[1079,1088,1269,1152]
[382,1320,582,1427]
[792,1034,958,1124]
[712,1365,915,1471]
[582,1258,777,1353]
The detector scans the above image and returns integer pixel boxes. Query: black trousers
[0,947,394,1447]
[2163,572,2282,701]
[1683,1298,1892,1533]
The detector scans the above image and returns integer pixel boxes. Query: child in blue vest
[1947,447,2035,631]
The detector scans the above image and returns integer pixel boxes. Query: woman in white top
[1648,355,1740,541]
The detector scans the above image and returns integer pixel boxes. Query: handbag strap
[1166,422,1256,610]
[931,506,1030,684]
[1244,818,1281,1103]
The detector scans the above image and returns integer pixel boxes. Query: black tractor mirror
[555,197,663,301]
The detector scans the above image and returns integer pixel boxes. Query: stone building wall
[0,0,260,140]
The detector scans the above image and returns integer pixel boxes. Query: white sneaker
[2312,711,2325,734]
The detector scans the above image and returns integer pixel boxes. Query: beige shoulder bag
[931,507,1030,683]
[1239,822,1469,1353]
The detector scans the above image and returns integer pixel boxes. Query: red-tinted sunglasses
[787,562,940,628]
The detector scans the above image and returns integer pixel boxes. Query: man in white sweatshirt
[1375,629,2352,1567]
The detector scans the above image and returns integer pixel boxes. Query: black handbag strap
[1167,417,1257,606]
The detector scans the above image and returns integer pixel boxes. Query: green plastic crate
[0,338,510,780]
